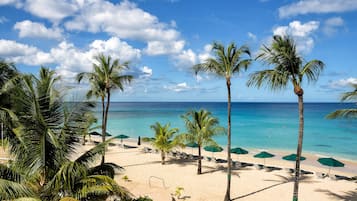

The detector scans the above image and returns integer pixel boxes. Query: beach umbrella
[186,142,199,154]
[282,154,306,161]
[204,145,223,158]
[115,134,129,144]
[186,142,199,148]
[317,157,344,174]
[254,151,275,165]
[231,147,248,161]
[231,147,248,155]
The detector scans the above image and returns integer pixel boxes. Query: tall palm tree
[327,84,357,119]
[181,109,224,174]
[247,35,324,201]
[77,54,133,164]
[193,42,251,201]
[0,67,130,200]
[150,122,180,165]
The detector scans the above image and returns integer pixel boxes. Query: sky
[0,0,356,102]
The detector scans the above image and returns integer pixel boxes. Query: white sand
[77,138,357,201]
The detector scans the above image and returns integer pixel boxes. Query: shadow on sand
[315,189,357,201]
[232,174,315,200]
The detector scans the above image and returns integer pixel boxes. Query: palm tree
[81,111,99,145]
[0,59,18,145]
[0,67,130,200]
[150,122,180,165]
[77,53,133,164]
[181,109,224,174]
[327,84,357,119]
[193,42,251,201]
[247,35,324,201]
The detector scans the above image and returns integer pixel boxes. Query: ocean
[94,102,357,161]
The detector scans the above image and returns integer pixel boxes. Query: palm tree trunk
[161,151,166,165]
[198,146,202,174]
[101,96,106,164]
[101,89,111,165]
[224,78,232,201]
[292,94,304,201]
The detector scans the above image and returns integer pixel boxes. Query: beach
[76,137,357,201]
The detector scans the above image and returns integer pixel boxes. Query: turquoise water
[94,102,357,161]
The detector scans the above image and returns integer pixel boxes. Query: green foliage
[77,53,133,164]
[327,84,357,119]
[131,196,153,201]
[150,122,181,164]
[0,67,130,200]
[174,186,184,198]
[247,35,324,93]
[180,109,224,174]
[193,42,251,78]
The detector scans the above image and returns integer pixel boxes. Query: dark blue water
[95,102,357,160]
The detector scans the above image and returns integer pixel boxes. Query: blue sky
[0,0,356,102]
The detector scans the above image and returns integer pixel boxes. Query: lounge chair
[254,164,264,170]
[316,172,327,179]
[264,166,274,172]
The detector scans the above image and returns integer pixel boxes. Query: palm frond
[74,140,109,166]
[247,69,289,90]
[301,60,325,83]
[77,175,131,200]
[341,84,357,101]
[326,109,357,119]
[0,178,36,200]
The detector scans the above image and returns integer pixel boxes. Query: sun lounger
[300,169,313,175]
[264,166,274,172]
[316,172,327,179]
[254,164,264,170]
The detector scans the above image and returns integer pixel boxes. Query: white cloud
[89,37,141,62]
[198,44,212,63]
[0,37,141,81]
[323,17,344,36]
[23,0,78,23]
[64,0,183,56]
[164,82,193,92]
[247,32,257,41]
[140,66,153,78]
[0,39,53,65]
[144,40,184,55]
[0,39,36,57]
[171,43,213,69]
[172,49,197,68]
[328,77,357,89]
[273,21,319,53]
[65,0,180,41]
[279,0,357,18]
[14,20,63,39]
